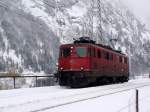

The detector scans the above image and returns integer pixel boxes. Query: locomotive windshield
[75,47,87,57]
[60,48,70,58]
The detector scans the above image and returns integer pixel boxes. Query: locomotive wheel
[59,76,67,86]
[123,77,129,82]
[70,76,88,88]
[116,76,129,83]
[59,79,65,86]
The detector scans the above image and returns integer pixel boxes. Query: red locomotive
[56,37,129,88]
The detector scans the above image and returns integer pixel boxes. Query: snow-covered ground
[0,79,150,112]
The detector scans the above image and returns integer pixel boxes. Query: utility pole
[128,45,131,78]
[88,1,94,39]
[88,0,98,40]
[97,0,103,44]
[55,0,65,40]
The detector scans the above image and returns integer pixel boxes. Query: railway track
[1,80,150,112]
[30,82,150,112]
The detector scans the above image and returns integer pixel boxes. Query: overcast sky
[123,0,150,28]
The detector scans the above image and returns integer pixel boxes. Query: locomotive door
[90,47,98,76]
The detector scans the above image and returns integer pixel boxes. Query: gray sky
[123,0,150,28]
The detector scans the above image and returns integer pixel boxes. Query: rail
[0,75,56,89]
[31,83,150,112]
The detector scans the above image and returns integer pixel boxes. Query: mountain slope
[0,0,149,75]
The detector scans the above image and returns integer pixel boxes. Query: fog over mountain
[123,0,150,29]
[0,0,150,76]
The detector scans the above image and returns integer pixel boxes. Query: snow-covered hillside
[0,0,149,75]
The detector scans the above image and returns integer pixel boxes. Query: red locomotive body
[56,37,129,88]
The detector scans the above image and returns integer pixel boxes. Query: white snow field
[0,79,150,112]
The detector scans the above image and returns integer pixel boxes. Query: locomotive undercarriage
[56,71,129,88]
[58,71,92,88]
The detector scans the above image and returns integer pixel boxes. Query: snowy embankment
[0,79,150,112]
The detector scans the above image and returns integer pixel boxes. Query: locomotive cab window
[60,48,70,58]
[75,47,87,57]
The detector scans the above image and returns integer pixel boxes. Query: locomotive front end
[55,37,129,88]
[57,44,90,87]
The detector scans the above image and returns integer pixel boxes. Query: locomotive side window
[102,52,113,61]
[102,51,106,59]
[119,56,123,63]
[102,51,109,60]
[91,48,96,57]
[75,47,87,57]
[61,48,70,58]
[110,54,113,60]
[94,48,96,57]
[88,48,91,57]
[106,52,109,60]
[124,57,127,64]
[97,50,101,58]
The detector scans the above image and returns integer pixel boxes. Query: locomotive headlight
[56,62,59,66]
[70,46,74,49]
[81,67,84,70]
[60,67,63,70]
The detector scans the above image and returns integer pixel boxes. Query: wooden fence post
[136,89,139,112]
[13,77,16,89]
[35,76,38,87]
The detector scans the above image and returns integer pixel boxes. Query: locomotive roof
[61,37,127,57]
[61,43,127,57]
